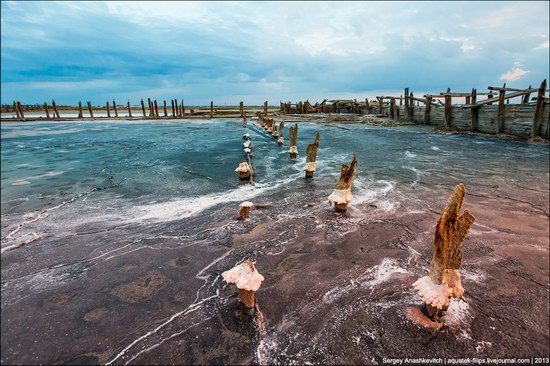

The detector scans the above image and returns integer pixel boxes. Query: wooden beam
[532,79,547,138]
[113,100,119,118]
[488,86,538,92]
[522,85,532,103]
[463,88,538,108]
[171,100,176,117]
[148,98,154,117]
[127,100,133,118]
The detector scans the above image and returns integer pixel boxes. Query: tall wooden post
[127,100,133,117]
[390,98,396,119]
[378,97,383,115]
[140,99,146,117]
[497,84,506,134]
[522,85,532,104]
[400,95,403,106]
[44,102,51,119]
[409,92,415,122]
[487,94,494,105]
[465,95,471,104]
[171,100,176,117]
[154,100,159,118]
[87,101,94,118]
[17,102,25,119]
[240,101,244,117]
[210,101,214,118]
[404,88,410,117]
[163,100,168,116]
[424,96,432,125]
[365,98,370,114]
[113,100,118,118]
[444,92,452,130]
[471,89,478,132]
[531,79,547,139]
[78,101,83,118]
[181,99,185,116]
[12,101,21,119]
[264,100,268,115]
[52,100,60,119]
[106,101,111,118]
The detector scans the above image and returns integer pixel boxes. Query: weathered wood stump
[304,132,320,178]
[237,201,253,220]
[222,259,264,309]
[277,121,285,145]
[412,183,475,321]
[288,124,298,158]
[235,160,252,180]
[328,152,357,211]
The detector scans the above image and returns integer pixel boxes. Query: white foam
[405,150,416,158]
[350,179,398,212]
[12,179,31,186]
[442,298,471,328]
[430,146,440,151]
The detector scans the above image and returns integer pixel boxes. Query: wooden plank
[463,88,538,108]
[148,98,154,117]
[531,79,547,138]
[113,100,118,118]
[439,92,496,97]
[377,97,383,115]
[127,100,133,117]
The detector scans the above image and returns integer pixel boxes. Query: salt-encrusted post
[288,123,298,158]
[163,100,168,117]
[12,101,20,119]
[78,101,83,119]
[45,102,51,119]
[497,83,506,134]
[106,101,111,118]
[52,100,61,119]
[140,99,146,117]
[328,152,358,212]
[235,160,253,180]
[277,121,284,145]
[237,201,253,220]
[424,96,432,125]
[87,101,94,118]
[210,101,214,118]
[531,79,547,139]
[412,183,475,319]
[304,132,320,178]
[444,89,452,130]
[113,100,119,118]
[222,259,264,308]
[471,89,478,132]
[127,100,133,117]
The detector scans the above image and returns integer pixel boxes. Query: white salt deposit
[288,146,298,154]
[328,189,353,204]
[412,276,452,309]
[222,260,264,291]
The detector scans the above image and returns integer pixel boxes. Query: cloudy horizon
[1,1,549,106]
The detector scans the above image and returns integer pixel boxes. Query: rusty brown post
[390,98,396,119]
[12,101,21,119]
[471,89,478,132]
[264,100,268,115]
[163,100,167,116]
[240,101,244,117]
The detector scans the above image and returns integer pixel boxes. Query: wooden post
[377,97,383,115]
[240,101,244,117]
[171,100,175,117]
[471,89,478,132]
[409,92,415,122]
[12,101,21,119]
[52,100,60,119]
[127,100,133,117]
[181,99,185,116]
[113,100,118,118]
[425,96,432,125]
[390,98,396,119]
[17,102,25,119]
[210,101,214,118]
[465,95,471,104]
[163,100,168,116]
[45,102,51,119]
[522,85,532,104]
[531,79,547,139]
[106,101,111,118]
[174,99,179,117]
[87,101,94,118]
[400,95,403,106]
[365,98,370,114]
[444,92,452,130]
[404,88,410,115]
[497,84,506,134]
[141,99,146,117]
[264,100,268,115]
[78,101,83,118]
[154,100,159,118]
[487,94,494,105]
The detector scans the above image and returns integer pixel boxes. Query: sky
[1,1,549,106]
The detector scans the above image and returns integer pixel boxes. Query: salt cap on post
[222,259,264,291]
